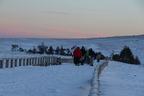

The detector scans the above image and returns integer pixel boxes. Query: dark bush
[19,47,24,52]
[95,52,106,60]
[37,42,47,54]
[112,46,141,65]
[112,54,120,61]
[134,56,141,65]
[120,46,135,64]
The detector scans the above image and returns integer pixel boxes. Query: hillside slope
[100,61,144,96]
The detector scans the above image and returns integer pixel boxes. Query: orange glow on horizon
[0,25,108,38]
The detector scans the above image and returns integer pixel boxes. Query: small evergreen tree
[48,46,54,54]
[120,46,135,64]
[115,46,141,65]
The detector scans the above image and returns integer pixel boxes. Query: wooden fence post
[26,58,29,66]
[40,57,43,66]
[54,57,56,64]
[23,59,26,66]
[34,58,37,66]
[38,58,39,66]
[45,56,47,66]
[50,56,52,65]
[5,59,9,68]
[53,57,55,65]
[31,58,34,66]
[43,57,45,66]
[29,58,31,66]
[47,56,50,66]
[52,56,55,65]
[14,59,17,67]
[42,57,44,66]
[0,60,3,68]
[10,59,13,68]
[19,59,22,66]
[29,58,32,65]
[48,56,50,66]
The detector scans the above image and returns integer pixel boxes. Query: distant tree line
[11,42,72,56]
[11,43,107,61]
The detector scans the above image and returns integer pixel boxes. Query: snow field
[100,61,144,96]
[0,63,94,96]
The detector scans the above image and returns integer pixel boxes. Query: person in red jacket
[73,47,82,65]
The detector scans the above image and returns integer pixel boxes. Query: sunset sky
[0,0,144,38]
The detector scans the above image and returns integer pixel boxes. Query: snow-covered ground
[100,61,144,96]
[0,37,144,96]
[0,63,94,96]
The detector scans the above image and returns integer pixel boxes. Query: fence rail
[0,55,62,69]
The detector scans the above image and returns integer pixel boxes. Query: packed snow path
[0,64,94,96]
[100,61,144,96]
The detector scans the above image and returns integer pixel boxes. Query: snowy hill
[101,61,144,96]
[0,36,144,96]
[0,36,144,64]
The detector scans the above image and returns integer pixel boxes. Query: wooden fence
[0,55,62,69]
[61,57,73,63]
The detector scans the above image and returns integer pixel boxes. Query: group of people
[73,46,103,66]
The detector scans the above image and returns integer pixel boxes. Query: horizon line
[0,34,143,40]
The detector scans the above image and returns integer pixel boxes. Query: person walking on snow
[73,47,82,66]
[80,46,86,65]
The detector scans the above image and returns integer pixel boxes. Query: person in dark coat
[85,48,95,66]
[73,47,82,66]
[89,48,95,59]
[80,46,86,65]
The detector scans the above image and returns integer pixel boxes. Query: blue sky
[0,0,144,38]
